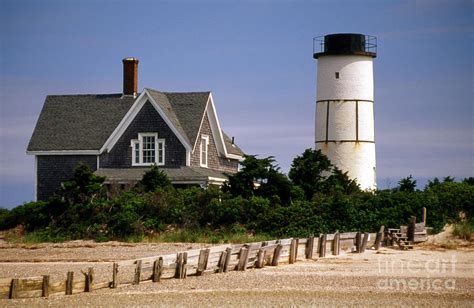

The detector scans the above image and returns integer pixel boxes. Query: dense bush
[0,152,472,242]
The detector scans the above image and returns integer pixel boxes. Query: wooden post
[256,249,266,268]
[408,216,416,242]
[42,275,50,297]
[217,250,227,273]
[84,267,94,292]
[174,252,187,279]
[374,225,385,250]
[422,207,427,224]
[174,253,183,279]
[223,247,232,273]
[111,262,118,288]
[182,252,188,278]
[152,257,163,282]
[355,232,362,253]
[133,260,142,285]
[66,271,74,295]
[196,248,210,276]
[289,239,297,264]
[294,238,299,261]
[360,233,369,253]
[306,236,314,259]
[237,247,249,271]
[333,233,340,256]
[272,244,283,266]
[9,278,18,299]
[319,234,327,257]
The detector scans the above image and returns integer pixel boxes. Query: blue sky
[0,0,472,208]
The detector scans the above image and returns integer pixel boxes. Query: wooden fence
[1,231,380,299]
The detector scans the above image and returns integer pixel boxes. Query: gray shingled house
[27,58,244,201]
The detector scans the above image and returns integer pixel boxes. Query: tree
[224,155,297,204]
[136,165,171,192]
[463,177,474,185]
[60,163,106,204]
[288,149,360,198]
[397,175,417,193]
[288,149,333,199]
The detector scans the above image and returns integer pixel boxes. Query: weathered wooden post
[422,207,427,224]
[360,233,369,253]
[272,244,283,266]
[85,267,94,292]
[237,247,249,271]
[66,271,74,295]
[223,247,232,272]
[408,216,416,242]
[174,253,183,279]
[182,252,188,278]
[196,249,210,276]
[333,233,340,256]
[111,262,119,288]
[10,278,18,299]
[152,257,163,282]
[355,232,362,253]
[289,239,297,264]
[133,260,142,285]
[319,234,327,257]
[256,249,266,268]
[306,236,314,259]
[217,250,227,273]
[42,275,50,297]
[374,225,384,250]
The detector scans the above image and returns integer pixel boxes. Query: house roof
[27,94,135,151]
[27,89,244,157]
[147,88,209,148]
[95,166,230,184]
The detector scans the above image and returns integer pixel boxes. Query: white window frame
[131,133,165,166]
[200,134,209,168]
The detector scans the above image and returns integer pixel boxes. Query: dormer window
[200,135,209,168]
[131,133,165,166]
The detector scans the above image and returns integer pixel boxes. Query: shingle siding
[37,155,97,201]
[99,100,187,168]
[190,113,239,173]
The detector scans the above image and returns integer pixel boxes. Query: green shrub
[452,219,474,240]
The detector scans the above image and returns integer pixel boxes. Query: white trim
[186,150,191,166]
[157,138,165,165]
[226,153,245,161]
[34,156,37,202]
[131,139,140,165]
[96,155,100,169]
[26,150,100,155]
[200,134,209,168]
[208,177,227,183]
[206,94,227,157]
[102,89,192,153]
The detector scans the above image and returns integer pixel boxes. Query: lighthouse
[313,33,377,190]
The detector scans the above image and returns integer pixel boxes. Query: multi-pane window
[200,135,209,167]
[131,133,165,166]
[142,136,155,163]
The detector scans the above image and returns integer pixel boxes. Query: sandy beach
[0,240,472,307]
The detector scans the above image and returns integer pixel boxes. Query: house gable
[101,89,193,156]
[100,100,187,168]
[190,110,239,173]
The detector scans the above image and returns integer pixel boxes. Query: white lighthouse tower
[313,33,377,190]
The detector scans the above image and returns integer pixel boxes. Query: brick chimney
[122,57,139,97]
